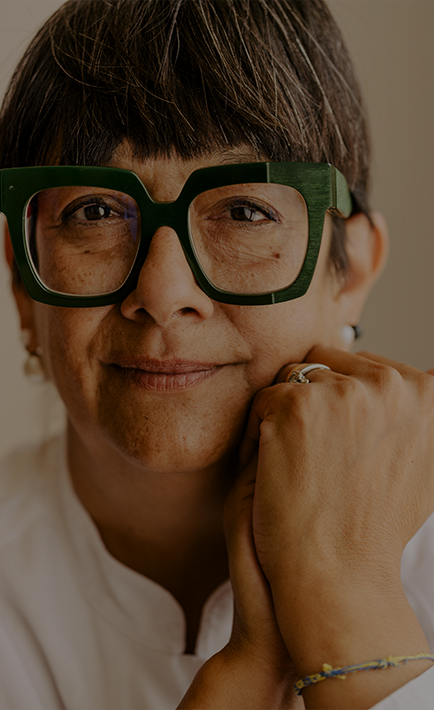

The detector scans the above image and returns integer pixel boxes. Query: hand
[222,455,301,707]
[239,345,434,708]
[178,457,301,710]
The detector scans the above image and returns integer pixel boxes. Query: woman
[1,1,434,708]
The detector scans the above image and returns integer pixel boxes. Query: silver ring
[286,363,331,384]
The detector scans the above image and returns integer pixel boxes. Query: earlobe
[367,210,389,281]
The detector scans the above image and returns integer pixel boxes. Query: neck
[66,419,235,651]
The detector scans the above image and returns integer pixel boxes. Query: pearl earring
[21,329,46,384]
[341,325,356,347]
[20,328,31,348]
[340,324,363,347]
[24,350,46,384]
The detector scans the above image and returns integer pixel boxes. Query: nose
[120,227,215,326]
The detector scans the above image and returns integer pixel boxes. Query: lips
[110,358,224,391]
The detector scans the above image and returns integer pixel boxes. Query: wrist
[221,641,296,700]
[297,654,434,709]
[177,645,295,710]
[299,656,433,709]
[269,574,430,709]
[273,573,426,664]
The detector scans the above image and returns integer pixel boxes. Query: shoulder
[0,435,65,549]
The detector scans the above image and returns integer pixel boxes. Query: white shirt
[0,435,433,710]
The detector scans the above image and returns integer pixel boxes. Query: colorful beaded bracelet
[294,653,434,696]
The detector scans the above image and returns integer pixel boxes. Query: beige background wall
[0,0,433,459]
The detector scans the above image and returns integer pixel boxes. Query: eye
[61,196,122,224]
[229,204,265,222]
[212,199,278,224]
[75,203,112,221]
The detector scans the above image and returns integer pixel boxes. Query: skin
[9,145,434,708]
[12,145,355,651]
[236,349,434,708]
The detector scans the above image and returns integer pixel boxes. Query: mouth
[110,358,225,392]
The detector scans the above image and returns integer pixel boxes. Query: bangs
[0,0,371,278]
[0,0,369,196]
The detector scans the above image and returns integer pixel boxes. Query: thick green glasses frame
[0,162,352,307]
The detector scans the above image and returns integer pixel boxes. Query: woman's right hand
[222,455,301,707]
[177,456,302,709]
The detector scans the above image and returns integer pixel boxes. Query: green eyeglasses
[0,162,352,307]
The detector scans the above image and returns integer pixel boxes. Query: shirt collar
[56,434,233,656]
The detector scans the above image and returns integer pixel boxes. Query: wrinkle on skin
[32,146,339,478]
[10,144,386,653]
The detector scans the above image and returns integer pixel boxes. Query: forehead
[107,143,264,202]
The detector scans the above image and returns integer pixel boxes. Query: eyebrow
[108,145,262,170]
[209,147,262,164]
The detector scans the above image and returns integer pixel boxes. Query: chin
[92,374,252,474]
[96,407,243,476]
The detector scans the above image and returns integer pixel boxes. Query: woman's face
[19,146,369,475]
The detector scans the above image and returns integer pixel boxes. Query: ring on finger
[286,363,331,384]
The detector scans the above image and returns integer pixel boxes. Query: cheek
[231,215,338,386]
[228,298,328,390]
[232,272,338,384]
[34,304,109,416]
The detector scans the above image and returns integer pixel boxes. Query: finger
[427,368,434,376]
[238,403,263,468]
[241,360,340,466]
[304,344,412,379]
[240,363,308,466]
[223,456,278,633]
[306,345,375,376]
[355,349,431,379]
[240,365,302,466]
[224,454,257,536]
[275,361,337,385]
[274,362,304,385]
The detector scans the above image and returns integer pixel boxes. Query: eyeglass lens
[25,187,141,297]
[25,183,308,297]
[189,183,308,294]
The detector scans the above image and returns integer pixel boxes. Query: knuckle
[415,371,434,409]
[272,381,305,409]
[283,382,316,411]
[369,362,402,390]
[338,377,370,422]
[263,383,312,432]
[343,375,365,396]
[259,382,284,406]
[421,370,434,394]
[334,376,367,409]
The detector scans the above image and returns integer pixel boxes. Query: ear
[4,221,38,347]
[334,210,389,329]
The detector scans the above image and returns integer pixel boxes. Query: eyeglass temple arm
[330,166,353,218]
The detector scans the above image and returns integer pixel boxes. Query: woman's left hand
[239,345,434,709]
